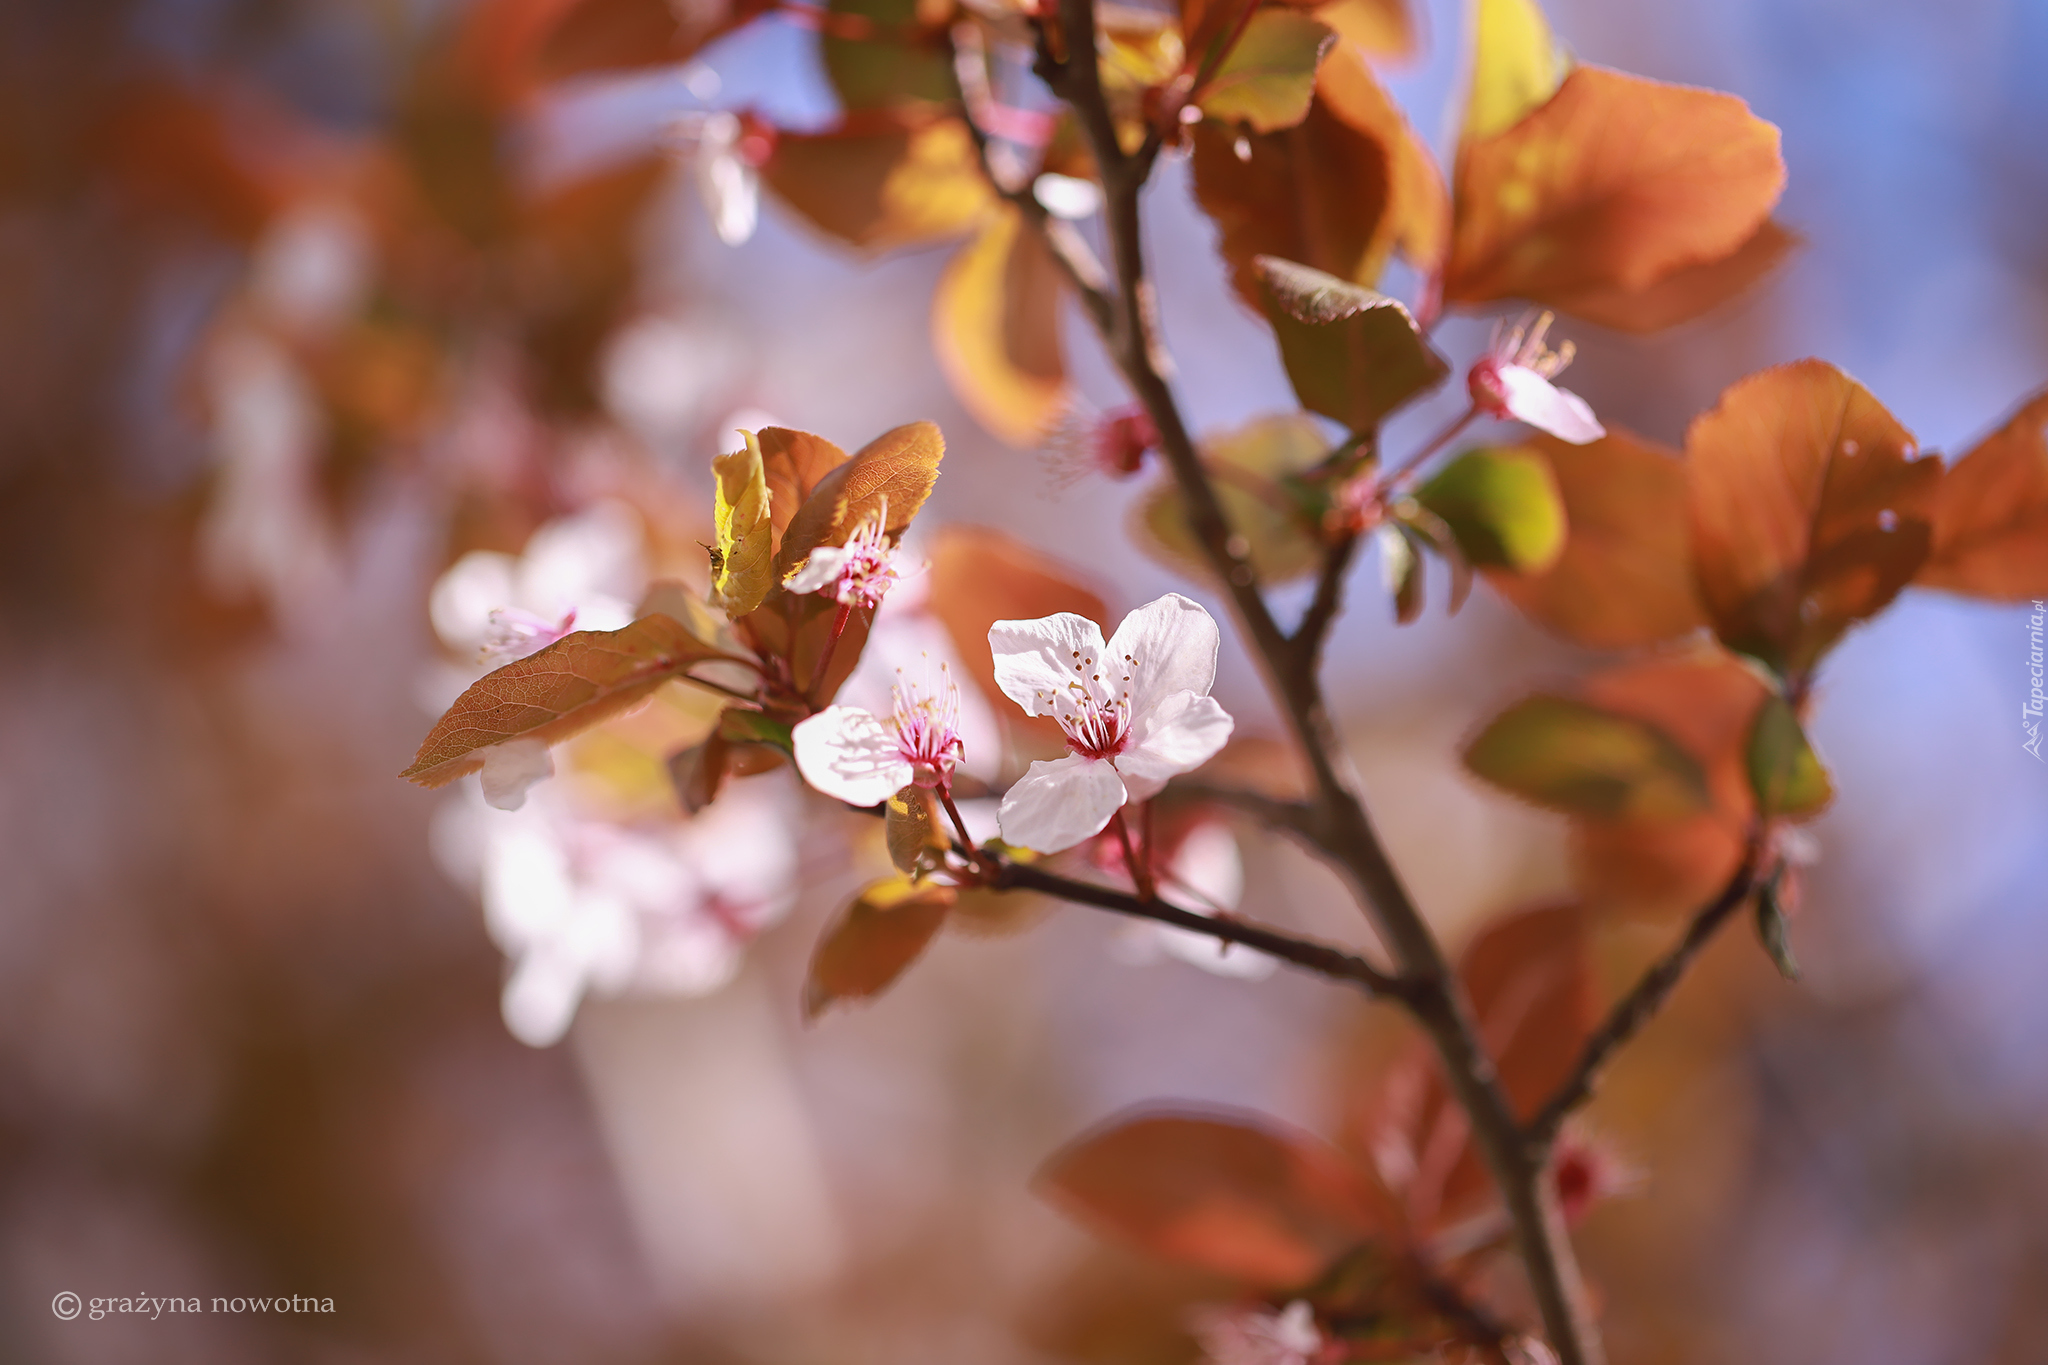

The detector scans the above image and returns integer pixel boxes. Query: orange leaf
[1445,67,1784,311]
[1572,651,1769,917]
[402,614,728,788]
[761,114,993,252]
[1484,428,1705,649]
[803,876,956,1020]
[1686,360,1940,675]
[1038,1112,1386,1287]
[1433,904,1594,1218]
[536,0,766,80]
[776,420,947,578]
[1537,219,1799,334]
[932,206,1068,445]
[1311,0,1417,62]
[1191,41,1446,311]
[1918,388,2048,600]
[755,427,852,548]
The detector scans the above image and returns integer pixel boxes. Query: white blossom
[793,659,967,807]
[1189,1300,1323,1365]
[988,593,1234,853]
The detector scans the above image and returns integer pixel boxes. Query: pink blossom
[1189,1301,1323,1365]
[1467,311,1604,444]
[784,503,902,609]
[792,659,967,806]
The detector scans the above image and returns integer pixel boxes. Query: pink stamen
[892,659,966,787]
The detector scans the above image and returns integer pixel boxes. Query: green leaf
[1744,694,1833,819]
[1135,413,1330,584]
[403,615,727,788]
[822,0,952,111]
[803,876,956,1020]
[1464,694,1713,820]
[1417,447,1567,572]
[717,707,795,756]
[1253,256,1448,433]
[1196,12,1336,133]
[1378,523,1425,624]
[712,432,774,616]
[1754,874,1801,981]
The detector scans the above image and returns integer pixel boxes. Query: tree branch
[1031,6,1605,1360]
[1525,839,1766,1153]
[1291,529,1361,667]
[991,859,1407,999]
[1161,779,1318,838]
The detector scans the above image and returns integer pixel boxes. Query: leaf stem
[937,785,980,859]
[1110,808,1154,899]
[1383,404,1479,490]
[805,601,854,702]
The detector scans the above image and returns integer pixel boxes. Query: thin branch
[1292,529,1361,666]
[1030,6,1605,1360]
[1525,839,1766,1153]
[992,859,1407,998]
[947,23,1116,335]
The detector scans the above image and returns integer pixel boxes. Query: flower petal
[480,737,555,810]
[784,544,851,595]
[1104,592,1221,716]
[1113,691,1234,801]
[997,754,1126,853]
[793,705,913,807]
[1498,365,1605,444]
[989,611,1109,717]
[502,949,587,1047]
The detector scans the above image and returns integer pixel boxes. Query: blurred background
[3,0,2047,1361]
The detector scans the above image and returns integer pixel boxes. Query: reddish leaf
[536,0,767,79]
[1038,1112,1387,1287]
[932,206,1068,445]
[756,427,852,548]
[776,420,947,578]
[1192,41,1446,311]
[761,114,993,252]
[1918,388,2048,600]
[1445,67,1784,312]
[1352,904,1593,1231]
[1484,428,1706,649]
[402,614,727,788]
[1572,651,1770,916]
[1687,360,1940,675]
[1538,219,1799,334]
[803,876,956,1020]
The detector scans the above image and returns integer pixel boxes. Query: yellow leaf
[932,206,1068,446]
[711,432,774,617]
[761,114,994,253]
[1462,0,1567,144]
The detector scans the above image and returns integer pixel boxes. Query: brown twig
[1292,529,1362,667]
[993,860,1406,998]
[1524,839,1767,1153]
